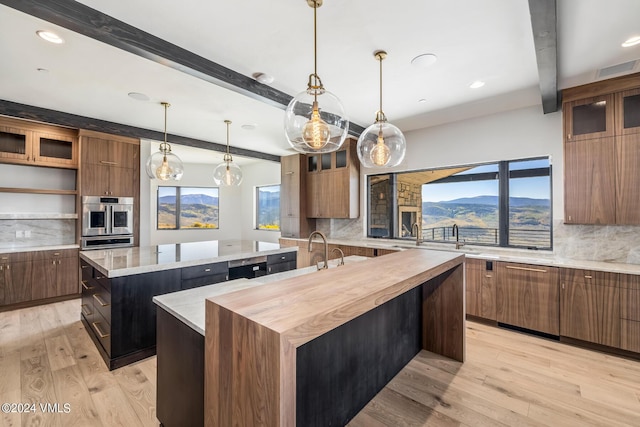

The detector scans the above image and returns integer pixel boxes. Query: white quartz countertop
[0,244,79,254]
[281,237,640,276]
[79,240,297,278]
[153,256,368,335]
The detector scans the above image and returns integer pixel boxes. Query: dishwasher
[228,255,268,280]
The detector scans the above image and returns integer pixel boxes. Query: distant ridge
[159,194,218,205]
[435,195,549,207]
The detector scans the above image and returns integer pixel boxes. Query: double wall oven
[82,196,134,250]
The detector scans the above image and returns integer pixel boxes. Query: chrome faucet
[411,222,422,246]
[452,224,465,249]
[331,247,345,266]
[308,231,329,270]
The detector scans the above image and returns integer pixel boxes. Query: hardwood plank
[19,307,46,361]
[50,365,102,427]
[21,355,61,427]
[44,335,76,372]
[91,384,144,427]
[113,364,158,427]
[0,309,21,357]
[0,388,21,427]
[0,351,21,395]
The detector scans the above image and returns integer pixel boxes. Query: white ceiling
[1,0,639,164]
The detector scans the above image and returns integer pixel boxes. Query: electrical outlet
[24,230,31,238]
[15,230,24,238]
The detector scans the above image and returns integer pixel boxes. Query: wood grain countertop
[206,248,464,347]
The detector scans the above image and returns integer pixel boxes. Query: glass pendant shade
[213,120,243,186]
[213,157,243,186]
[146,102,184,181]
[283,0,348,154]
[145,148,184,181]
[284,89,348,153]
[357,121,406,168]
[356,50,406,168]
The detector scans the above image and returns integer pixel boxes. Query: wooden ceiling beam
[528,0,559,113]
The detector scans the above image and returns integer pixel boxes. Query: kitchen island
[79,240,297,369]
[204,248,465,427]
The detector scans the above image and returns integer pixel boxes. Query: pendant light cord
[379,54,383,115]
[313,1,318,102]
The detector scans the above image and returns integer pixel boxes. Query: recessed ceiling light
[36,30,64,44]
[128,92,150,101]
[411,53,438,68]
[622,36,640,47]
[241,123,258,131]
[469,81,485,89]
[252,72,274,84]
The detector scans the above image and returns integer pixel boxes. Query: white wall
[240,161,282,243]
[360,105,563,221]
[140,139,281,246]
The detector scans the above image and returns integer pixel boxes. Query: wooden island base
[204,249,465,426]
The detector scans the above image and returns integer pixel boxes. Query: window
[256,185,280,230]
[157,186,219,230]
[366,157,552,249]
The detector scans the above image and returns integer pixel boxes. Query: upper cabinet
[305,138,360,219]
[0,117,78,168]
[563,95,614,142]
[562,72,640,225]
[80,131,140,197]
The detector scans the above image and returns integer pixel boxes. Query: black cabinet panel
[181,273,228,290]
[181,262,228,280]
[267,251,297,265]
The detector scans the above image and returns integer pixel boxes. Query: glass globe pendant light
[145,102,184,181]
[213,120,243,186]
[356,51,406,168]
[283,0,349,154]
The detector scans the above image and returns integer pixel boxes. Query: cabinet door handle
[485,274,492,278]
[81,280,94,290]
[204,268,211,272]
[81,304,93,317]
[92,294,109,307]
[0,265,2,271]
[53,252,60,256]
[505,265,547,273]
[81,264,90,269]
[91,322,110,338]
[100,160,119,166]
[584,275,593,279]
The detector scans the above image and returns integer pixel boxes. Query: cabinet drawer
[81,290,95,324]
[267,261,296,275]
[182,263,228,280]
[91,311,111,356]
[621,287,640,321]
[560,268,618,287]
[80,260,93,281]
[267,251,297,265]
[181,273,228,290]
[94,273,111,293]
[620,273,640,290]
[92,288,111,325]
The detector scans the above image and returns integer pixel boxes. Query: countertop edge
[0,244,80,254]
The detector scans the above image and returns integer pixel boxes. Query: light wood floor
[1,299,639,427]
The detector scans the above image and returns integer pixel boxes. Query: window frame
[366,156,552,249]
[157,186,220,230]
[255,184,281,231]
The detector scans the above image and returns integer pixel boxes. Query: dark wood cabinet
[496,262,559,335]
[560,269,619,347]
[564,136,616,224]
[180,262,228,290]
[80,134,139,197]
[620,274,640,353]
[465,258,496,320]
[562,73,640,225]
[280,154,315,238]
[305,138,359,219]
[266,251,297,274]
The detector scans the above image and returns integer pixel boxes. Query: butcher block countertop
[204,248,466,426]
[206,248,464,346]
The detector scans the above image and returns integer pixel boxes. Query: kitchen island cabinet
[204,249,464,426]
[79,240,297,369]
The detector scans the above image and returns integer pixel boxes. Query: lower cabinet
[267,251,297,274]
[181,262,228,290]
[496,262,559,335]
[620,273,640,352]
[80,259,182,370]
[1,249,78,307]
[560,269,620,348]
[465,258,496,320]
